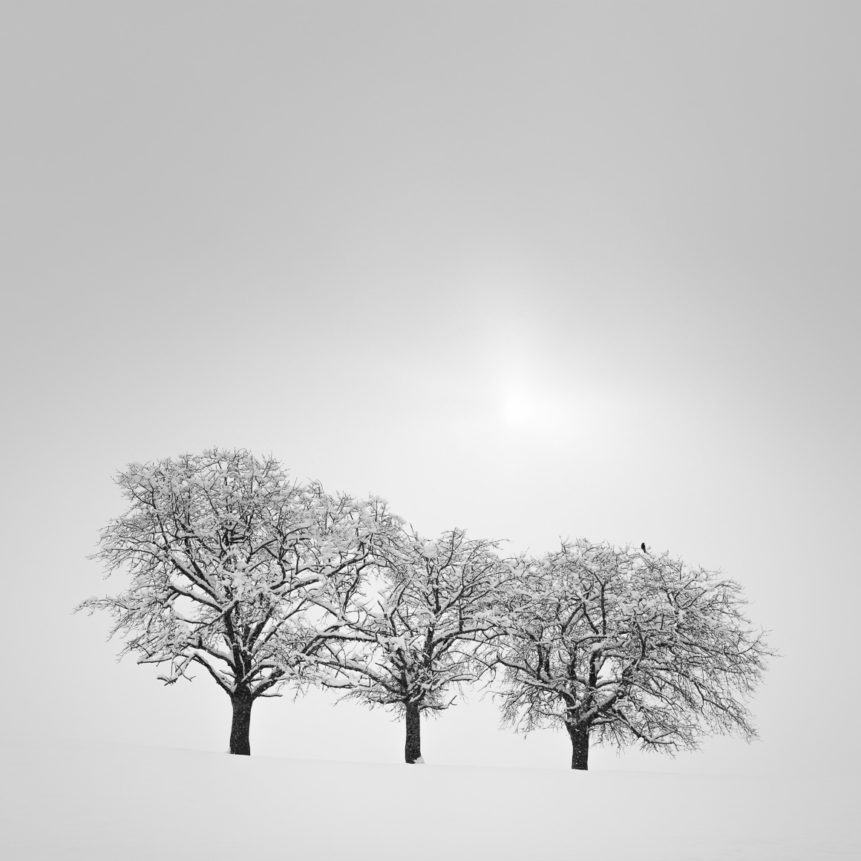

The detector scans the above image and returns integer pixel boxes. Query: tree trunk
[566,722,589,770]
[404,702,422,764]
[229,691,254,756]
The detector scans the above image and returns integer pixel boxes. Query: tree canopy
[79,449,391,754]
[491,540,771,769]
[80,451,770,767]
[313,527,511,762]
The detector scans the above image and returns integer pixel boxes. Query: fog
[1,2,859,778]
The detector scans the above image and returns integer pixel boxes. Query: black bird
[640,542,647,553]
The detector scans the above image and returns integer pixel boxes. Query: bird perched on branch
[641,542,647,553]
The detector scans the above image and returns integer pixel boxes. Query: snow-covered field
[1,742,855,861]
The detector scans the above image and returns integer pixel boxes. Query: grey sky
[2,2,858,773]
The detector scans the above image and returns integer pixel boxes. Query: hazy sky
[2,2,859,774]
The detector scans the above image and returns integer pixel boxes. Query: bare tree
[493,540,771,770]
[79,449,390,755]
[314,527,510,763]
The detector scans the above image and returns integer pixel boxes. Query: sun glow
[500,392,535,426]
[496,380,578,439]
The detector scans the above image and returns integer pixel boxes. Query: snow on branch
[309,526,515,716]
[78,449,396,702]
[491,540,772,755]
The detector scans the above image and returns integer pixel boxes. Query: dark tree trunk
[229,691,254,756]
[405,702,422,764]
[566,722,590,770]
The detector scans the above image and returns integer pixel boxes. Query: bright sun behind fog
[496,379,585,441]
[500,391,535,426]
[499,386,571,434]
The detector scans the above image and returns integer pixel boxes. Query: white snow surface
[1,742,855,861]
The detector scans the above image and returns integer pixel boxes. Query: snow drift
[1,742,854,861]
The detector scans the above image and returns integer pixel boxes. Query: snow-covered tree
[79,449,390,755]
[314,528,511,763]
[493,541,771,769]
